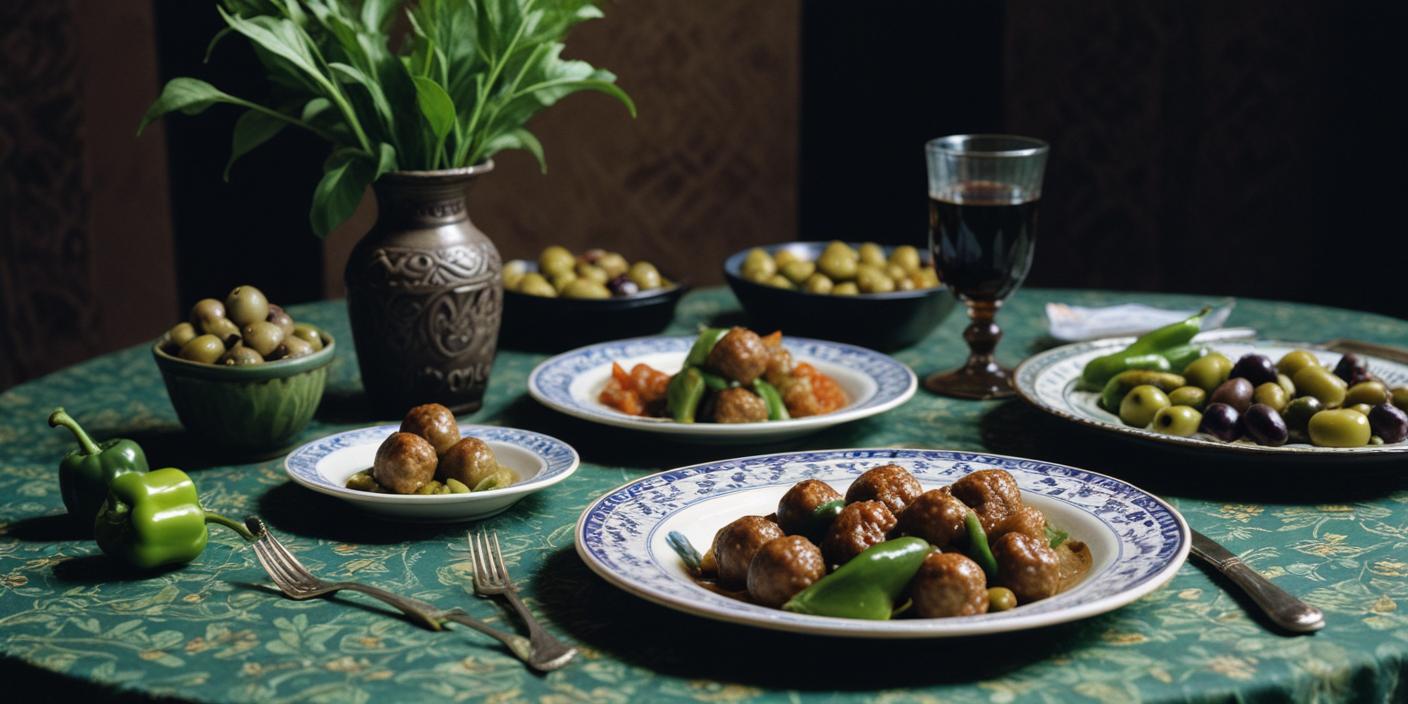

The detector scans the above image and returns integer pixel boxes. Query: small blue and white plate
[575,448,1189,638]
[285,424,579,522]
[529,335,917,444]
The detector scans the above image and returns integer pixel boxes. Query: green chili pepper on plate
[94,468,254,570]
[48,407,149,526]
[699,370,730,393]
[782,537,931,620]
[1159,343,1209,374]
[1079,306,1211,390]
[963,511,999,579]
[667,368,706,423]
[752,378,789,420]
[684,327,728,368]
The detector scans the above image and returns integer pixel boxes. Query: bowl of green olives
[500,246,688,351]
[723,242,956,350]
[152,285,335,457]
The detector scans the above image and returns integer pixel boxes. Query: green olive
[518,273,556,297]
[240,320,286,357]
[1276,349,1321,378]
[265,304,295,337]
[856,266,895,293]
[766,274,795,290]
[551,271,578,293]
[179,334,226,364]
[1308,408,1371,447]
[884,263,908,282]
[1253,382,1290,412]
[503,260,528,290]
[1293,365,1347,409]
[190,298,226,326]
[772,249,803,268]
[832,282,859,296]
[780,260,816,285]
[1283,396,1323,436]
[269,335,315,361]
[889,245,922,272]
[858,242,887,267]
[562,279,612,299]
[822,240,859,262]
[1276,373,1296,398]
[346,470,380,492]
[1393,386,1408,413]
[1120,385,1171,428]
[538,246,575,278]
[818,249,858,281]
[741,249,776,281]
[166,322,197,349]
[987,586,1017,612]
[896,277,917,291]
[597,252,629,278]
[1345,380,1389,406]
[1167,386,1206,410]
[803,273,833,294]
[628,261,663,290]
[220,345,264,366]
[1182,353,1233,392]
[199,316,240,340]
[915,267,940,288]
[225,285,270,326]
[292,323,324,351]
[1347,403,1373,417]
[415,479,444,495]
[575,261,610,285]
[1151,405,1202,436]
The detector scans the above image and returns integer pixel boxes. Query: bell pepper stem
[49,407,102,457]
[205,510,257,541]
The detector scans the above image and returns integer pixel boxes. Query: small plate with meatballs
[529,328,917,443]
[285,404,579,521]
[576,449,1189,637]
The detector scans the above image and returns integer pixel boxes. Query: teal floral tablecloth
[1,287,1405,703]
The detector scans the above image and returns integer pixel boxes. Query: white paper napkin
[1045,300,1235,343]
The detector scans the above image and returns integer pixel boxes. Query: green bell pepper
[94,468,254,570]
[699,370,730,393]
[783,537,932,620]
[963,511,999,579]
[1079,307,1211,390]
[752,378,789,420]
[684,327,728,368]
[667,368,707,423]
[48,407,149,525]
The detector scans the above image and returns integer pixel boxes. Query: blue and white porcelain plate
[285,423,579,522]
[1015,338,1408,458]
[529,335,917,444]
[575,448,1189,638]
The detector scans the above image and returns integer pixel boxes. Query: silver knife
[1189,529,1325,633]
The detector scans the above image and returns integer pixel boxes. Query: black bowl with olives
[723,242,957,350]
[501,246,688,351]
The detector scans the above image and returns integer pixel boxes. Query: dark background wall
[3,1,1406,391]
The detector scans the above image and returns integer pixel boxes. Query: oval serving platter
[1015,338,1408,459]
[285,423,579,522]
[528,335,917,444]
[575,448,1189,638]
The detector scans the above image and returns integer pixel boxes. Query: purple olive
[607,274,640,297]
[1368,403,1408,443]
[1333,353,1372,386]
[1199,402,1242,441]
[1208,378,1254,413]
[1229,354,1277,386]
[1242,404,1289,446]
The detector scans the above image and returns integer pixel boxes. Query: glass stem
[962,300,1003,372]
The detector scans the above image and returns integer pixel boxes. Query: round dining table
[1,287,1404,703]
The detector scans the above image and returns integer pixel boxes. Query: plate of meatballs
[529,329,917,443]
[575,448,1189,637]
[285,404,579,521]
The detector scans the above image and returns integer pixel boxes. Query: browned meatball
[711,516,785,588]
[706,327,770,385]
[989,504,1047,543]
[400,403,461,455]
[438,436,499,488]
[777,479,843,536]
[764,345,794,387]
[898,488,969,549]
[746,535,826,607]
[372,432,438,494]
[991,532,1061,603]
[949,469,1023,533]
[822,500,896,567]
[710,387,769,423]
[845,464,923,516]
[910,552,989,618]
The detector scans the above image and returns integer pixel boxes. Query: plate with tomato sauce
[528,332,917,444]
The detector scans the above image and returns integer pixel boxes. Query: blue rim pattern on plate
[575,448,1189,637]
[529,335,915,421]
[285,423,578,497]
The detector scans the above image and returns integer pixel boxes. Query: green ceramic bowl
[152,332,336,458]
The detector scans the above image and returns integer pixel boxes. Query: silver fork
[468,530,577,670]
[244,518,537,667]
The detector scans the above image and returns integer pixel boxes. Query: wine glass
[924,134,1049,399]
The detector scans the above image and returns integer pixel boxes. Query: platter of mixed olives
[157,285,328,365]
[283,404,579,521]
[736,241,940,296]
[1016,338,1408,458]
[504,245,676,299]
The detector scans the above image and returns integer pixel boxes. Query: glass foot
[924,363,1015,400]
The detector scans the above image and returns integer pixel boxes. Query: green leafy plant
[139,0,635,237]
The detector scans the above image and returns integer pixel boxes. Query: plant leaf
[224,109,286,180]
[138,78,253,134]
[412,76,457,144]
[374,142,398,178]
[481,127,545,172]
[329,62,394,126]
[309,151,373,238]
